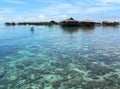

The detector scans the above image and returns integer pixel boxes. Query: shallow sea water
[0,25,120,89]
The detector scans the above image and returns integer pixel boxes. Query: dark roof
[66,17,74,20]
[61,17,78,22]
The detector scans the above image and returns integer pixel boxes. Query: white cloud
[39,15,45,19]
[0,1,120,22]
[0,17,4,21]
[33,3,82,16]
[84,6,120,13]
[3,0,26,4]
[33,2,120,16]
[48,15,68,21]
[0,8,14,14]
[77,2,90,6]
[95,0,120,4]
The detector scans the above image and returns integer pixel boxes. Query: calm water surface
[0,25,120,89]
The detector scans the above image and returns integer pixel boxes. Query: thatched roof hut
[60,17,80,27]
[49,20,58,25]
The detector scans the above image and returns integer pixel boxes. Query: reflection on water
[102,25,120,31]
[80,26,95,34]
[0,25,120,89]
[61,26,95,35]
[61,26,80,34]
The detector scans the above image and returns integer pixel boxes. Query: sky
[0,0,120,22]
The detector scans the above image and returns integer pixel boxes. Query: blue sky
[0,0,120,22]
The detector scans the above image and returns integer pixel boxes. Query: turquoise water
[0,25,120,89]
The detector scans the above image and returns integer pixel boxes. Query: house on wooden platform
[102,21,119,26]
[79,20,95,27]
[60,17,80,27]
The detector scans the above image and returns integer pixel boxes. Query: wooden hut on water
[102,21,119,26]
[5,22,16,26]
[60,17,80,27]
[50,20,58,24]
[5,22,11,26]
[79,20,95,27]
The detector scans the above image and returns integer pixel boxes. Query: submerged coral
[0,25,120,89]
[0,66,6,78]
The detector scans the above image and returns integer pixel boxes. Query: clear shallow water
[0,25,120,89]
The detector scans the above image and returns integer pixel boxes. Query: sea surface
[0,24,120,89]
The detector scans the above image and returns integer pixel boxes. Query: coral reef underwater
[0,25,120,89]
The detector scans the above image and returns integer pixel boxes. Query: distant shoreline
[4,18,120,27]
